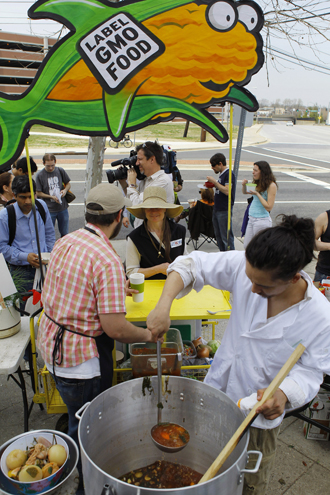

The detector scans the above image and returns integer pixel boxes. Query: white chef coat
[168,250,330,429]
[127,170,174,228]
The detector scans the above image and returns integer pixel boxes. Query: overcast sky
[1,0,329,107]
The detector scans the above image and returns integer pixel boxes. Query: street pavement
[1,124,330,494]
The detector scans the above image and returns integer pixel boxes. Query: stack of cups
[129,273,145,303]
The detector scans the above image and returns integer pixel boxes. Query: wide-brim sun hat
[127,186,183,219]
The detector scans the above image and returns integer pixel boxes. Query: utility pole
[84,136,106,202]
[326,104,330,126]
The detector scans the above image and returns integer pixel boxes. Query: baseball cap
[86,183,131,215]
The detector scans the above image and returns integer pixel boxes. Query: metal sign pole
[227,104,233,250]
[233,108,247,193]
[25,140,44,286]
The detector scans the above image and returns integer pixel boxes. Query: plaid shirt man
[37,223,126,368]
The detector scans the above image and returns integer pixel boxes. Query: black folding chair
[284,378,330,435]
[186,201,218,250]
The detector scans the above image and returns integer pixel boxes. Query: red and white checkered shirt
[37,224,126,368]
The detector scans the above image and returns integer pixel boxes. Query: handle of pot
[241,450,263,474]
[198,343,306,484]
[75,402,90,421]
[100,483,117,495]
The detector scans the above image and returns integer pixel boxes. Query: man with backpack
[0,175,55,294]
[36,153,71,237]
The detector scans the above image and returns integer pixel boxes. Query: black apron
[45,226,114,392]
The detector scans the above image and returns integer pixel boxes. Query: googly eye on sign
[78,13,165,94]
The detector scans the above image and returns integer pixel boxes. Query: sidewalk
[26,124,268,157]
[1,237,329,495]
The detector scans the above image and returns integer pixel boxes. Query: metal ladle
[150,340,190,454]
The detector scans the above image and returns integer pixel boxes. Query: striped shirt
[37,224,126,368]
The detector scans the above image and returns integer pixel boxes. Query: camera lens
[106,167,128,183]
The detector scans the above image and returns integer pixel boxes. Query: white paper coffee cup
[246,183,256,193]
[41,252,51,264]
[129,273,145,302]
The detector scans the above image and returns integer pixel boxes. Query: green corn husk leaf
[125,95,228,142]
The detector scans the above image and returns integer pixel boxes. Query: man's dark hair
[15,157,38,174]
[136,141,163,166]
[210,153,226,167]
[42,153,56,164]
[12,175,36,195]
[85,203,122,226]
[245,214,315,281]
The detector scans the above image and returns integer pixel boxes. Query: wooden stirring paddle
[199,343,306,484]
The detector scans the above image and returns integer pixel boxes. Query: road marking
[281,171,330,189]
[244,148,329,171]
[255,146,330,166]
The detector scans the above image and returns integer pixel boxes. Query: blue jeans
[314,269,330,283]
[50,374,102,448]
[212,209,235,251]
[50,209,69,237]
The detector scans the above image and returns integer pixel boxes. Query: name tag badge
[171,239,183,248]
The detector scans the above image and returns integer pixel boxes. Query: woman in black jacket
[126,186,186,280]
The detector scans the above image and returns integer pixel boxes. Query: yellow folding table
[125,280,231,321]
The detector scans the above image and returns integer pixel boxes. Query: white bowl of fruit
[0,432,68,494]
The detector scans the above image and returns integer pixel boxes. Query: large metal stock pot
[77,376,262,495]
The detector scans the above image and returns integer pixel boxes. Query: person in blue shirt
[0,175,55,295]
[207,153,235,251]
[242,161,277,248]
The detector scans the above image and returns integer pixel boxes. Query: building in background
[0,32,56,95]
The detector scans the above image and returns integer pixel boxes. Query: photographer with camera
[116,141,174,228]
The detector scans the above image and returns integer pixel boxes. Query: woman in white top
[126,187,187,280]
[242,161,277,247]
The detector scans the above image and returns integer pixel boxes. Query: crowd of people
[0,140,329,495]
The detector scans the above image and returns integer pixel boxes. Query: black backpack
[161,146,178,176]
[6,200,46,246]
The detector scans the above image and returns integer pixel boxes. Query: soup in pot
[119,460,202,488]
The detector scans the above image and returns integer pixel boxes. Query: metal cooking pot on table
[76,377,262,495]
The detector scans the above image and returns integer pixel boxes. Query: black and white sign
[78,12,165,94]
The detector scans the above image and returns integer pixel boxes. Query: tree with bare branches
[259,0,330,76]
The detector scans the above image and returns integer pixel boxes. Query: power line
[265,49,330,75]
[268,46,330,71]
[267,11,330,24]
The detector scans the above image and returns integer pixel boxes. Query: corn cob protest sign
[0,0,264,169]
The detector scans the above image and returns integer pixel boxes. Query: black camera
[106,151,145,184]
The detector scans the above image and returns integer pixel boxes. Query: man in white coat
[147,214,330,495]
